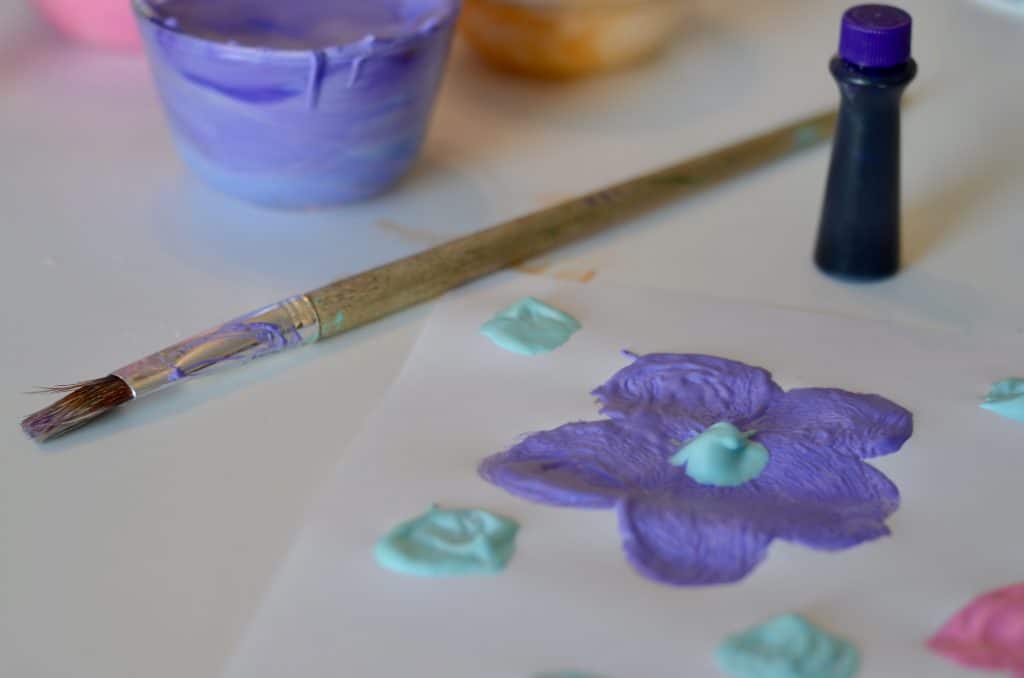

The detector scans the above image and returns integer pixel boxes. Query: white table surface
[1,1,1021,677]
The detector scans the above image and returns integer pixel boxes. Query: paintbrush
[22,110,836,442]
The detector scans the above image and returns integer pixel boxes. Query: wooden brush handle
[308,110,836,339]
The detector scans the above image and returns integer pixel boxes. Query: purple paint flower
[479,353,913,586]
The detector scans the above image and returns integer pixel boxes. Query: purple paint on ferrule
[133,0,460,208]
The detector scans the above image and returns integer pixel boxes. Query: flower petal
[751,432,900,505]
[479,420,675,508]
[617,492,772,586]
[753,388,912,459]
[645,428,899,552]
[741,432,899,549]
[593,354,783,436]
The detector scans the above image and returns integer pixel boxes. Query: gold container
[460,0,685,78]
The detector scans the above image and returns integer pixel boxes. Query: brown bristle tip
[21,376,134,443]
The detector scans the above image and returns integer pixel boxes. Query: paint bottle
[814,4,915,280]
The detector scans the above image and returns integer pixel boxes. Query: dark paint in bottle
[815,4,916,280]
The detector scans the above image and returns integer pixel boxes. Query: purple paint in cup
[133,0,460,208]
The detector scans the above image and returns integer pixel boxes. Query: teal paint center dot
[669,421,769,487]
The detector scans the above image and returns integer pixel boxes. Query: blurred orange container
[460,0,684,78]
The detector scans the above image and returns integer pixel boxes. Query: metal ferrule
[113,295,320,399]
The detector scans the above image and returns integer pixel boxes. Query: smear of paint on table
[480,353,911,586]
[533,193,575,207]
[374,505,519,577]
[515,260,598,284]
[480,297,581,356]
[375,219,446,246]
[980,378,1024,423]
[669,421,769,487]
[928,582,1024,675]
[716,613,860,678]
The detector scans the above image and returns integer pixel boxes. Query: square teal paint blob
[716,614,860,678]
[980,378,1024,423]
[374,505,519,577]
[480,297,581,356]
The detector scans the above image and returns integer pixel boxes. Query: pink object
[928,582,1024,676]
[32,0,141,50]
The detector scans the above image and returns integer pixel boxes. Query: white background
[225,274,1024,678]
[2,0,1022,676]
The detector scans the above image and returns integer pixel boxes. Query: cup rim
[132,0,461,60]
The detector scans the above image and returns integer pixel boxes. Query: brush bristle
[21,376,134,442]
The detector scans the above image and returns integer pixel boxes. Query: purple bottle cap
[839,4,912,68]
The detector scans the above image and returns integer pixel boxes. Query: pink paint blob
[33,0,141,50]
[928,582,1024,676]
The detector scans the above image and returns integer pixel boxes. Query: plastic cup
[134,0,460,208]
